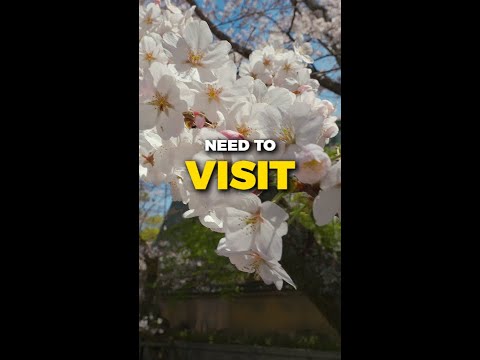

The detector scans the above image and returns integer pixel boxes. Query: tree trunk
[281,223,341,336]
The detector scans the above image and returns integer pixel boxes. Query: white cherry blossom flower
[139,129,164,184]
[226,101,281,141]
[139,3,162,38]
[139,35,169,70]
[216,239,296,290]
[273,52,303,86]
[319,116,339,146]
[283,68,320,96]
[250,80,295,115]
[220,196,288,259]
[293,35,314,64]
[294,144,331,184]
[239,60,273,85]
[163,20,231,82]
[313,160,341,226]
[266,101,325,155]
[249,45,277,71]
[152,131,202,202]
[189,61,250,124]
[139,63,191,138]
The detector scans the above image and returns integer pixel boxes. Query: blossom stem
[272,191,286,204]
[288,203,308,224]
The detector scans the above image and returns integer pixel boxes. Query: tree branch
[217,11,263,27]
[317,67,340,75]
[287,1,297,37]
[310,71,341,94]
[186,0,341,95]
[314,54,335,61]
[303,0,332,22]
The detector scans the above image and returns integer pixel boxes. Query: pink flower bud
[193,112,206,128]
[219,130,245,140]
[295,84,313,95]
[323,123,339,139]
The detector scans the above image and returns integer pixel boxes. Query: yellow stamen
[144,52,156,62]
[278,127,294,144]
[251,253,263,270]
[283,63,292,72]
[141,153,155,167]
[187,50,204,66]
[244,211,263,226]
[236,124,252,138]
[240,252,264,273]
[147,92,173,112]
[206,85,222,103]
[301,159,326,173]
[144,16,153,25]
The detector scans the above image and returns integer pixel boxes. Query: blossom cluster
[180,0,341,64]
[294,0,341,53]
[139,1,341,291]
[139,313,165,336]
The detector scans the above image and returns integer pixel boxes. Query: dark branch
[317,67,341,75]
[303,0,331,22]
[310,71,341,94]
[287,1,297,37]
[314,54,335,61]
[217,11,262,26]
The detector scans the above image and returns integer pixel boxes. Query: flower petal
[260,201,288,228]
[184,20,212,51]
[313,187,341,226]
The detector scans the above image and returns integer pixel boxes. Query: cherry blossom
[163,19,231,82]
[139,63,191,138]
[313,160,341,226]
[189,61,250,124]
[217,241,296,290]
[294,143,331,184]
[138,1,341,291]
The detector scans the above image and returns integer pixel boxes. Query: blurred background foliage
[139,184,341,338]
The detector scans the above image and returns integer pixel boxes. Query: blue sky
[140,181,172,219]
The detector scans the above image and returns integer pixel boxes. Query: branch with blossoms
[180,0,341,95]
[139,1,341,291]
